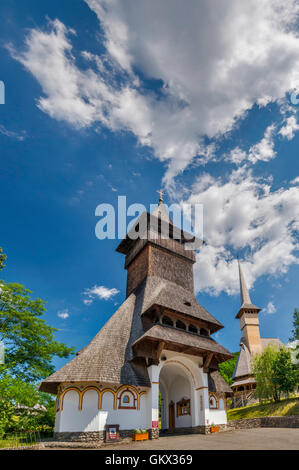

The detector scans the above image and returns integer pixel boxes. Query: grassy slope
[227,397,299,421]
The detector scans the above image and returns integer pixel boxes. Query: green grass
[0,433,39,448]
[227,396,299,421]
[0,439,34,448]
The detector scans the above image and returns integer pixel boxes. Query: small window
[188,324,198,334]
[177,398,191,416]
[200,328,209,337]
[184,301,191,307]
[209,394,218,409]
[123,395,130,404]
[162,316,173,327]
[176,320,186,330]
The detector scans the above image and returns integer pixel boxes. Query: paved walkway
[97,428,299,450]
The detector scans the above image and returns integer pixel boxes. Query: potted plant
[210,423,220,433]
[132,429,149,441]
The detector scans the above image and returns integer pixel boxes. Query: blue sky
[0,0,298,372]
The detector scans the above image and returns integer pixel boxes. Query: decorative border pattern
[209,392,226,410]
[59,384,147,412]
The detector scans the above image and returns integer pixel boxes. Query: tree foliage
[0,248,6,272]
[289,307,299,364]
[252,345,280,402]
[252,345,298,403]
[0,246,73,436]
[219,352,239,385]
[272,348,298,396]
[0,248,74,382]
[289,307,299,343]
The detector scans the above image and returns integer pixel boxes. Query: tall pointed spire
[238,259,252,307]
[235,259,260,319]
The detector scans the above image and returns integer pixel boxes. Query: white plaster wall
[100,391,148,430]
[56,389,149,433]
[207,409,227,426]
[168,376,192,428]
[57,390,101,433]
[147,365,161,428]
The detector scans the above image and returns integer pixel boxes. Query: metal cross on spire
[157,189,165,204]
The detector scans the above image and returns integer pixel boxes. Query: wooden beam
[156,341,166,361]
[203,353,213,373]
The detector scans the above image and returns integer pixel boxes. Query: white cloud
[248,125,276,163]
[279,115,299,140]
[227,125,277,165]
[83,285,120,304]
[291,176,299,185]
[185,168,299,295]
[57,309,70,319]
[262,301,277,315]
[228,124,278,165]
[0,124,26,141]
[10,1,299,183]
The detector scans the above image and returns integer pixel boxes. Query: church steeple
[235,260,262,355]
[236,260,260,318]
[238,259,253,307]
[117,194,198,297]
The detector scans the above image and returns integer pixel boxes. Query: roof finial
[157,189,165,204]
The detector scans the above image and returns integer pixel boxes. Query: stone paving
[100,428,299,450]
[41,428,299,451]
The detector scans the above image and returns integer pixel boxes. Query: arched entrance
[159,360,193,431]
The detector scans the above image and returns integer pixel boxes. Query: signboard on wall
[105,424,120,442]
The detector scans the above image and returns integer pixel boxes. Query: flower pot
[133,432,149,441]
[210,426,220,433]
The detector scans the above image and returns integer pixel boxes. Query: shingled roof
[40,275,230,394]
[232,342,252,383]
[40,289,150,394]
[139,276,223,332]
[208,370,233,396]
[133,324,233,359]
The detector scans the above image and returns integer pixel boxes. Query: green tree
[251,345,280,403]
[0,246,70,436]
[272,347,298,397]
[0,248,6,271]
[0,247,74,382]
[289,307,299,363]
[219,352,239,385]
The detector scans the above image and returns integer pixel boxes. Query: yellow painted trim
[60,384,147,412]
[81,386,101,410]
[60,387,82,412]
[101,388,117,410]
[209,392,219,410]
[196,386,208,391]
